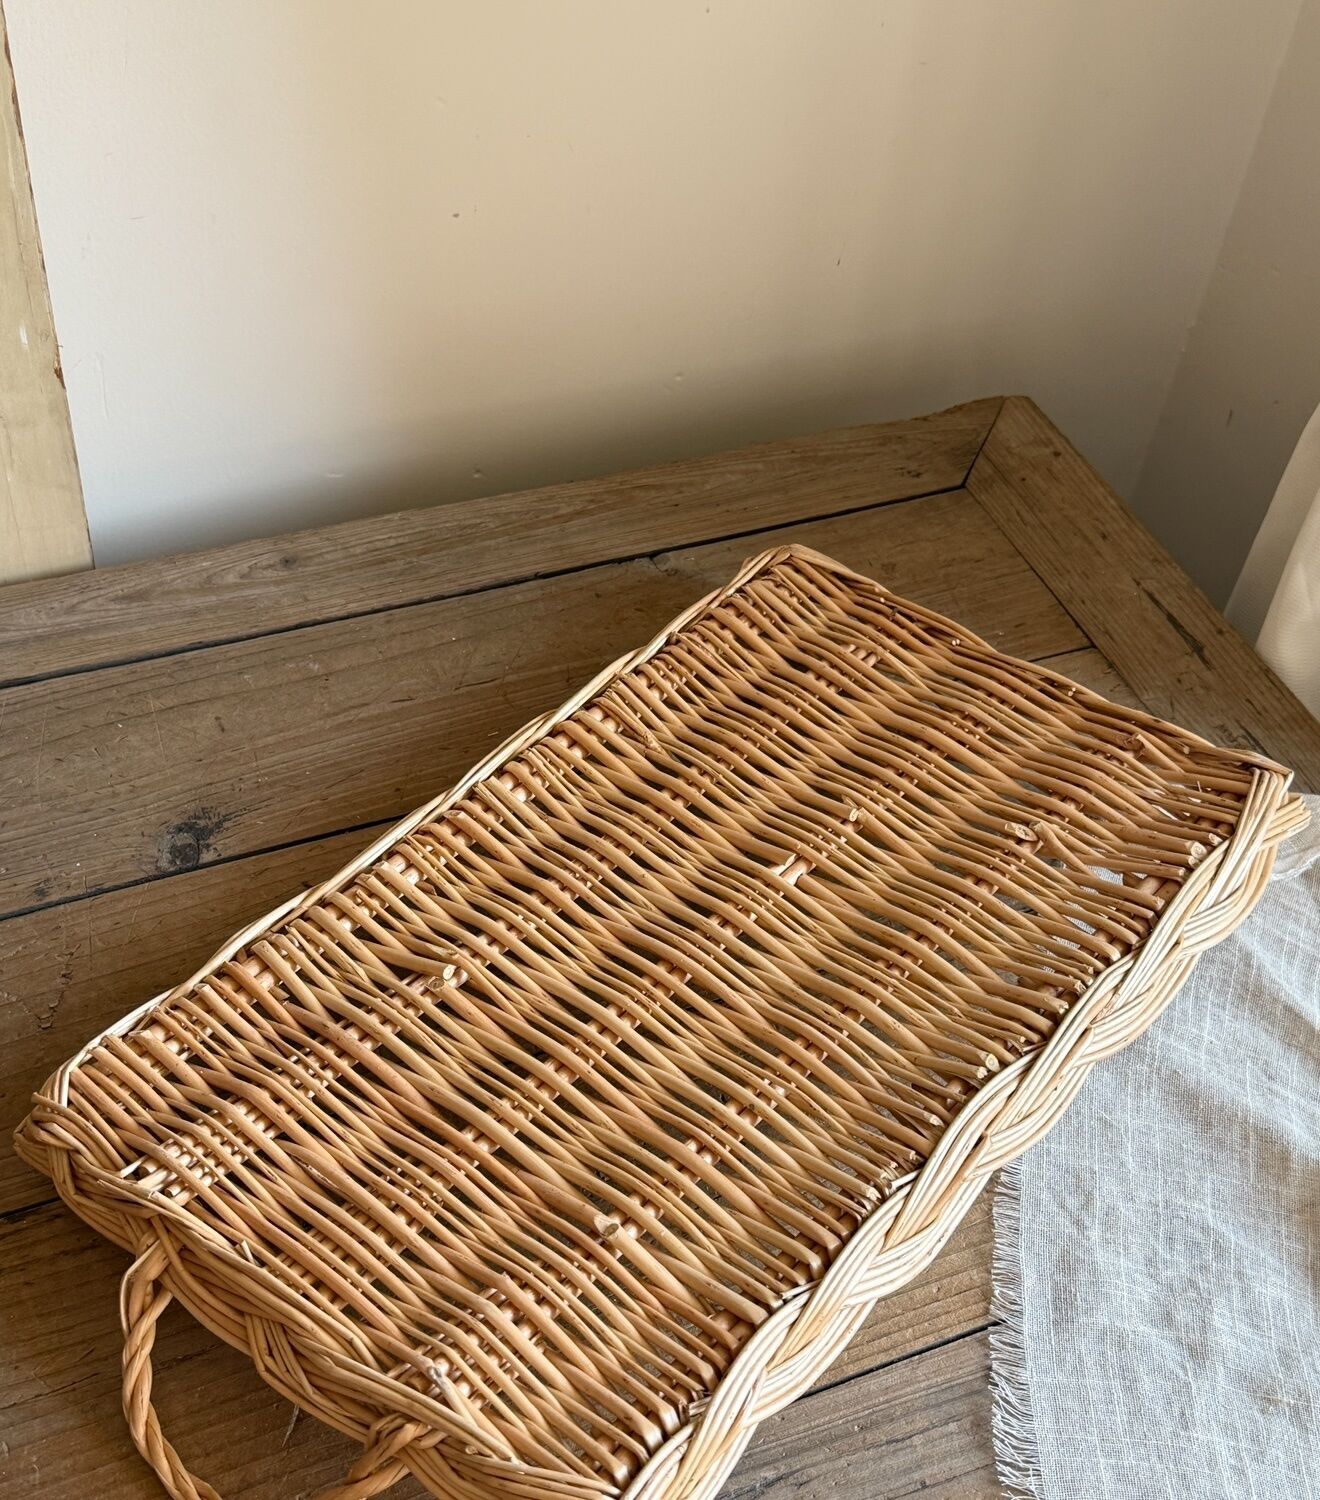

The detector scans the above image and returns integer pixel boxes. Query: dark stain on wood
[1141,584,1209,667]
[157,807,237,873]
[35,963,72,1030]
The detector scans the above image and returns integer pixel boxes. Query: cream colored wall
[5,1,1304,566]
[1136,0,1320,609]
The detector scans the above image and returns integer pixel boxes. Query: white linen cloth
[1228,403,1320,718]
[989,795,1320,1500]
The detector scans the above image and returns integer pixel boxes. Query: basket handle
[121,1243,408,1500]
[121,1242,223,1500]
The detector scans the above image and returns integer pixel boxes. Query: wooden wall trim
[0,2,91,586]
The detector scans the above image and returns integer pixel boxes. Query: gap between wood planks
[0,645,1115,926]
[0,474,972,692]
[0,488,1084,922]
[0,399,1003,690]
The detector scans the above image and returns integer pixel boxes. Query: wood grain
[0,399,1001,686]
[0,4,92,585]
[968,397,1320,789]
[0,490,1084,919]
[723,1332,996,1499]
[0,1198,992,1500]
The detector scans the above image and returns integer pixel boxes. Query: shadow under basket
[15,544,1307,1500]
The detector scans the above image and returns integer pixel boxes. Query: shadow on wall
[187,341,983,551]
[7,1,1302,565]
[1133,0,1320,606]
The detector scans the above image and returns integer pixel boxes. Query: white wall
[1136,0,1320,609]
[6,1,1304,566]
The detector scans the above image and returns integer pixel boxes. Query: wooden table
[3,396,1316,1500]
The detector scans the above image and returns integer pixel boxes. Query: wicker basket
[16,544,1305,1500]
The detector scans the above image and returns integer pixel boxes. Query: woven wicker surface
[15,544,1304,1500]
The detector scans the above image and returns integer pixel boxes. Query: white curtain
[1228,402,1320,718]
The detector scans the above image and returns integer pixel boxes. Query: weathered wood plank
[798,1197,992,1385]
[0,490,1084,919]
[0,400,1001,686]
[968,396,1320,789]
[0,651,1119,1216]
[724,1332,996,1499]
[0,1199,993,1499]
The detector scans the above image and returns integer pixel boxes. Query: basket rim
[621,764,1302,1499]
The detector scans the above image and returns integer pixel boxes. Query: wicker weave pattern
[16,545,1303,1500]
